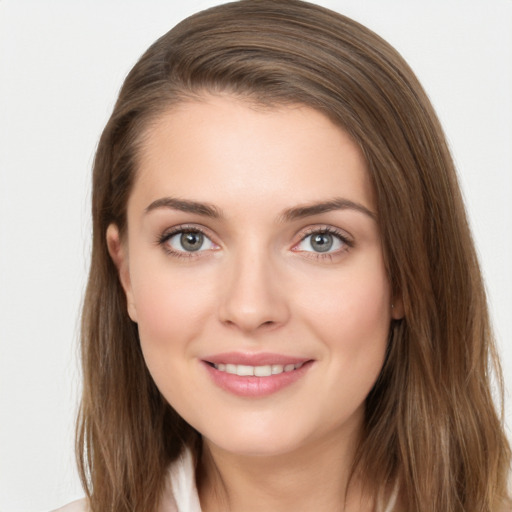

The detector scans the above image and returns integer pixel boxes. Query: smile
[211,362,305,377]
[203,356,313,397]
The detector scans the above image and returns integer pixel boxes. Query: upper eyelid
[160,223,213,239]
[296,225,353,242]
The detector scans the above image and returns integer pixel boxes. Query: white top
[52,448,397,512]
[52,448,200,512]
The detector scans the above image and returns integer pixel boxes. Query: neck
[197,423,373,512]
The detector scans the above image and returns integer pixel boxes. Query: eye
[160,227,216,255]
[294,228,351,255]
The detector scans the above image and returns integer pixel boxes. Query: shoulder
[51,498,88,512]
[48,449,197,512]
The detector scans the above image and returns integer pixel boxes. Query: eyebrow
[145,197,222,218]
[280,198,376,222]
[144,196,375,221]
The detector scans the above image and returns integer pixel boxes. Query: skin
[107,95,403,511]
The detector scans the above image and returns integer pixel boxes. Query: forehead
[130,95,375,217]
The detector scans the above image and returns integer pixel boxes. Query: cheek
[130,267,214,405]
[301,256,390,343]
[295,253,391,394]
[129,261,215,357]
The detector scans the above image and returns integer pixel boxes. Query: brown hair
[77,1,511,510]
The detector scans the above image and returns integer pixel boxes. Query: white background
[0,1,511,510]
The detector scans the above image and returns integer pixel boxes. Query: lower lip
[202,361,313,397]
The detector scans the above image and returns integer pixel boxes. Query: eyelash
[293,226,353,261]
[157,225,215,259]
[156,225,353,260]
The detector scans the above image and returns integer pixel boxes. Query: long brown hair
[77,1,511,510]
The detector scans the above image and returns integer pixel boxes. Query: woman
[58,0,511,510]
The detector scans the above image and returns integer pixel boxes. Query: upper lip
[203,352,312,366]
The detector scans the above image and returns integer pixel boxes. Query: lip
[203,351,310,366]
[201,352,314,397]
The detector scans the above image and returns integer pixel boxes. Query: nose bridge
[219,239,288,332]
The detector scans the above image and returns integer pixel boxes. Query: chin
[205,432,305,458]
[196,413,330,459]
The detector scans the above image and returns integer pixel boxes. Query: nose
[218,246,290,334]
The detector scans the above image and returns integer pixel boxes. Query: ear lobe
[106,224,138,322]
[391,296,404,320]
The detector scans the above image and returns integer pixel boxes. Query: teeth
[237,364,254,376]
[213,362,304,376]
[255,365,272,377]
[271,364,283,374]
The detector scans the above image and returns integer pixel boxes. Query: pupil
[181,232,203,251]
[311,233,333,252]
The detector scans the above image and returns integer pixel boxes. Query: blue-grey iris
[311,233,333,252]
[181,232,204,251]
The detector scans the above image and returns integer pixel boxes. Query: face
[108,95,402,458]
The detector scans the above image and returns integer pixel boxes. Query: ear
[390,294,404,320]
[106,224,138,322]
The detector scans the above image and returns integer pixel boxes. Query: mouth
[206,361,305,377]
[202,354,313,397]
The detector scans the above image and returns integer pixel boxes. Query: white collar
[166,447,202,512]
